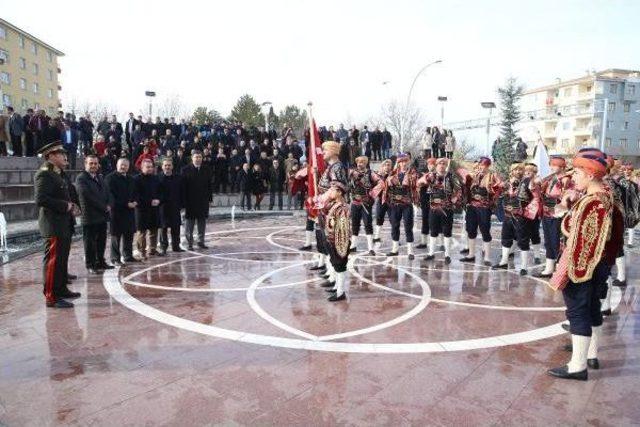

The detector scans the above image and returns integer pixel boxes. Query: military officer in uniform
[34,142,81,308]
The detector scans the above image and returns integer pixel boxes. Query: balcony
[573,126,593,136]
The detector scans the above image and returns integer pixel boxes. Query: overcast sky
[2,0,638,126]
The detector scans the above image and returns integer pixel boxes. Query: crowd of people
[2,106,463,209]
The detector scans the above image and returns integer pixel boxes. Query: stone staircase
[0,157,284,222]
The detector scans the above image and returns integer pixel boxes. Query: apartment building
[519,69,640,158]
[0,18,64,114]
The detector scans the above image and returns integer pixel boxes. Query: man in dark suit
[105,158,137,265]
[34,142,81,308]
[181,150,212,250]
[6,106,24,157]
[133,159,161,259]
[76,155,113,273]
[268,158,286,210]
[124,112,138,149]
[158,157,184,254]
[60,122,79,168]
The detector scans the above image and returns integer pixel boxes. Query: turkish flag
[305,119,325,218]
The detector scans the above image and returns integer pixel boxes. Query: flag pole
[307,101,318,197]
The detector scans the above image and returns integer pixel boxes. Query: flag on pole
[533,139,551,178]
[307,118,325,201]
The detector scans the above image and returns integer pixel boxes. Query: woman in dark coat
[251,163,267,210]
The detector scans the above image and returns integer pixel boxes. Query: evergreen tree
[278,105,308,137]
[191,107,222,126]
[229,94,264,127]
[494,77,524,178]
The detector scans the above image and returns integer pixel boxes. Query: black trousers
[465,205,492,241]
[160,226,181,251]
[563,262,608,336]
[376,201,389,226]
[351,203,373,236]
[372,145,382,161]
[306,218,315,232]
[429,207,454,238]
[43,235,71,303]
[269,191,283,210]
[501,215,530,250]
[328,242,348,272]
[10,134,22,156]
[419,189,430,235]
[185,217,206,246]
[528,218,541,245]
[542,217,561,260]
[389,203,414,242]
[241,192,252,210]
[111,230,134,262]
[83,223,107,268]
[315,225,328,255]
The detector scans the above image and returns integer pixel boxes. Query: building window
[20,78,26,90]
[47,51,53,62]
[47,69,53,81]
[561,138,569,148]
[0,25,6,40]
[33,63,38,75]
[564,87,572,97]
[624,102,631,113]
[47,88,53,99]
[608,102,616,113]
[21,98,28,109]
[627,84,636,96]
[605,138,611,147]
[34,102,40,110]
[610,83,618,94]
[624,122,629,130]
[607,120,613,129]
[19,35,24,48]
[620,138,627,148]
[2,94,11,107]
[19,57,25,69]
[31,42,38,55]
[33,82,39,94]
[0,49,8,64]
[562,121,570,131]
[0,71,9,85]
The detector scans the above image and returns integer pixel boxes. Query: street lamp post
[438,96,448,129]
[481,101,496,156]
[400,59,442,153]
[261,101,272,135]
[145,91,156,118]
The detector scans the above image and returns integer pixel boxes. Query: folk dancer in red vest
[460,156,502,266]
[418,158,462,264]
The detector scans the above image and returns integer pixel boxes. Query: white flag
[533,139,551,178]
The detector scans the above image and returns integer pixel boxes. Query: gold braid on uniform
[563,192,612,283]
[328,203,351,258]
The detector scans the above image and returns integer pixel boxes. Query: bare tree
[452,138,477,161]
[380,100,426,155]
[155,93,189,120]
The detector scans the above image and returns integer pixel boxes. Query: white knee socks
[391,240,399,254]
[588,326,602,360]
[483,242,492,263]
[499,246,510,265]
[616,256,626,282]
[568,335,590,373]
[444,237,451,257]
[374,225,381,240]
[407,242,414,256]
[421,233,428,245]
[601,279,612,312]
[520,250,529,271]
[366,234,374,251]
[466,238,476,258]
[335,271,345,296]
[305,231,313,246]
[541,258,556,275]
[428,236,437,256]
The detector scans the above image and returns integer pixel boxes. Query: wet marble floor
[1,217,639,426]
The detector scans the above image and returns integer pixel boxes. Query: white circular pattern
[103,225,623,353]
